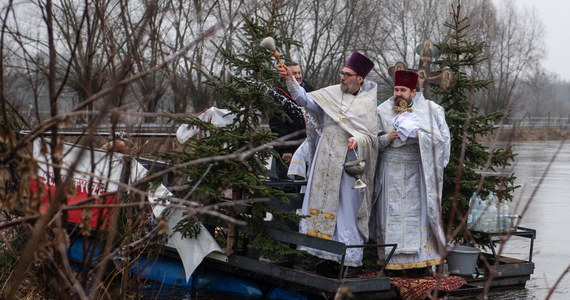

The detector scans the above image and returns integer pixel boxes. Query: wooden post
[226,189,239,256]
[528,114,532,126]
[548,112,551,140]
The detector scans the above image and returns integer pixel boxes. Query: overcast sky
[510,0,570,81]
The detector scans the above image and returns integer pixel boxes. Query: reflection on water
[490,140,570,299]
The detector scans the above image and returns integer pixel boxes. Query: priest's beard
[395,95,412,106]
[341,81,359,94]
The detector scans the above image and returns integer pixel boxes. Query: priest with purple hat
[372,69,451,275]
[278,52,377,268]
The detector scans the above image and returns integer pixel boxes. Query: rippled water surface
[488,140,570,299]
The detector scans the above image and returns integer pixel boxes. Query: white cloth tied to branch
[176,107,235,144]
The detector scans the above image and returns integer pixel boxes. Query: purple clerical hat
[345,52,374,78]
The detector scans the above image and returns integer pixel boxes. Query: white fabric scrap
[393,112,420,141]
[176,107,235,144]
[130,160,225,281]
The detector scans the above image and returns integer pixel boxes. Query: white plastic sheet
[176,107,235,144]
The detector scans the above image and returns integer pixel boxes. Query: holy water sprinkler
[260,37,283,66]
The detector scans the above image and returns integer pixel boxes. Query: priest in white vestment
[373,70,450,273]
[278,52,378,267]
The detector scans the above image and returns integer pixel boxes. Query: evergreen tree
[432,2,518,244]
[165,2,300,260]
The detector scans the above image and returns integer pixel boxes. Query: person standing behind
[372,70,450,275]
[269,62,314,180]
[278,52,377,267]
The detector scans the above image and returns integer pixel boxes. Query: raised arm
[278,64,321,112]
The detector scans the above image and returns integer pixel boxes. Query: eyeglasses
[339,71,358,78]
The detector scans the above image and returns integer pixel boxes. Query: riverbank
[480,126,568,142]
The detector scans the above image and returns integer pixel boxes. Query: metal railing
[507,116,570,128]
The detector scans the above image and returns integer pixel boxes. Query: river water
[487,140,570,300]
